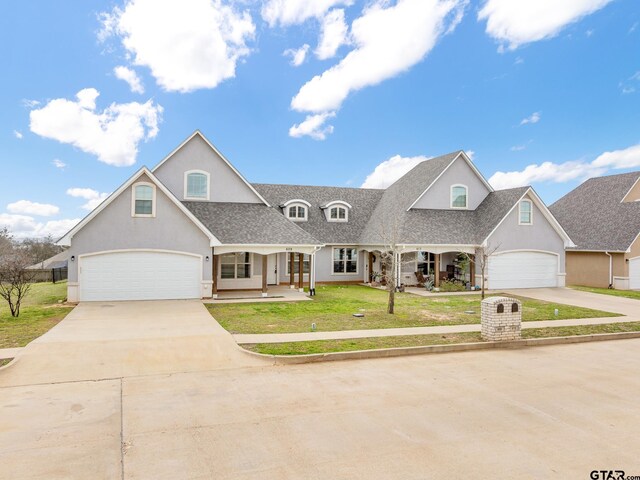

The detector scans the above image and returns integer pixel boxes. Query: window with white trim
[287,204,307,221]
[416,252,435,275]
[220,252,251,279]
[451,185,468,209]
[329,206,347,221]
[132,183,155,217]
[333,247,358,274]
[519,199,533,225]
[184,170,209,200]
[287,254,310,274]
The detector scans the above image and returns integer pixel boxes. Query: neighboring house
[57,131,573,302]
[550,172,640,290]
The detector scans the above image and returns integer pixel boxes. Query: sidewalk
[0,348,22,360]
[233,315,636,344]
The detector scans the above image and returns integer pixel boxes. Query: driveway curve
[0,300,265,387]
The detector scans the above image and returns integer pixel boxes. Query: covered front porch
[209,245,321,299]
[361,245,478,289]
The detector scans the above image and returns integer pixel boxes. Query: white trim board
[151,130,270,207]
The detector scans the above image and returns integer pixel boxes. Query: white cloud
[52,158,67,169]
[291,0,467,115]
[488,143,640,189]
[465,150,475,161]
[284,44,310,67]
[316,9,349,60]
[520,111,541,125]
[361,154,430,189]
[29,88,162,167]
[262,0,353,27]
[0,214,80,240]
[66,188,110,211]
[21,99,40,108]
[478,0,613,50]
[7,200,60,217]
[114,65,145,94]
[510,144,526,151]
[13,130,23,139]
[289,112,336,140]
[619,71,640,94]
[100,0,255,93]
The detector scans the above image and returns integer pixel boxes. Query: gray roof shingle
[550,171,640,251]
[253,184,385,244]
[182,202,321,245]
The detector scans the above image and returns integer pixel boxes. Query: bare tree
[0,247,36,317]
[462,244,501,300]
[21,235,62,265]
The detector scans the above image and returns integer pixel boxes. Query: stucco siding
[314,246,364,282]
[412,156,491,210]
[153,134,263,204]
[486,194,566,270]
[566,251,626,288]
[67,173,211,284]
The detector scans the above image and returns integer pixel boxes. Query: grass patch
[571,285,640,300]
[0,358,11,367]
[242,321,640,355]
[0,281,73,349]
[207,285,620,334]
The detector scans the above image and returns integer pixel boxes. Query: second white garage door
[488,251,558,290]
[630,257,640,290]
[79,250,201,301]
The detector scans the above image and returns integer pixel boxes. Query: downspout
[605,251,613,288]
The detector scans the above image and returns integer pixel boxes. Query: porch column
[298,253,304,292]
[396,252,402,287]
[289,252,295,289]
[469,255,475,288]
[212,253,218,299]
[262,254,268,297]
[368,252,373,283]
[310,252,316,295]
[435,253,441,288]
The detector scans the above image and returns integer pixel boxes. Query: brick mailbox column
[481,296,522,341]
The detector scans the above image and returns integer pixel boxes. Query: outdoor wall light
[70,255,75,262]
[205,256,210,262]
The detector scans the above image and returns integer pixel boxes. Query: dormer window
[282,199,311,222]
[322,200,351,222]
[132,182,155,217]
[451,185,468,209]
[519,199,533,225]
[184,170,210,200]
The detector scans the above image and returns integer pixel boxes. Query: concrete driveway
[0,300,264,387]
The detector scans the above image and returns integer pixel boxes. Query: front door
[267,254,278,285]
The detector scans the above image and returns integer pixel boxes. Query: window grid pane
[338,208,345,219]
[452,187,467,208]
[187,173,207,198]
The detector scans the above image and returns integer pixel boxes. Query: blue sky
[1,0,639,238]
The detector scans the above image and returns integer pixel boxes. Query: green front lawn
[0,281,73,349]
[243,321,640,355]
[207,285,620,334]
[571,285,640,300]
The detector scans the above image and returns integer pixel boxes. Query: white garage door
[630,258,640,290]
[488,251,558,290]
[80,251,201,301]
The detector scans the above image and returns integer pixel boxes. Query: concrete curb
[238,331,640,365]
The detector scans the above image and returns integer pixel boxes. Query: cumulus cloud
[489,143,640,189]
[284,44,310,67]
[0,214,80,240]
[478,0,613,50]
[520,112,540,125]
[66,188,110,211]
[100,0,255,93]
[114,65,145,94]
[262,0,353,27]
[291,0,467,116]
[52,158,67,169]
[316,9,349,59]
[7,200,60,217]
[289,112,336,140]
[361,154,430,189]
[29,88,162,167]
[13,130,23,139]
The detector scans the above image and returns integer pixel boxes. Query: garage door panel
[630,258,640,290]
[488,252,558,289]
[80,251,201,301]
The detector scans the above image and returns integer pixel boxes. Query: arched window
[184,170,210,200]
[282,200,310,221]
[132,182,155,217]
[323,201,351,222]
[451,185,468,209]
[330,206,347,221]
[519,199,532,225]
[511,303,519,313]
[497,303,504,313]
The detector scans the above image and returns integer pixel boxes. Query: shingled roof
[550,171,640,251]
[182,202,320,245]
